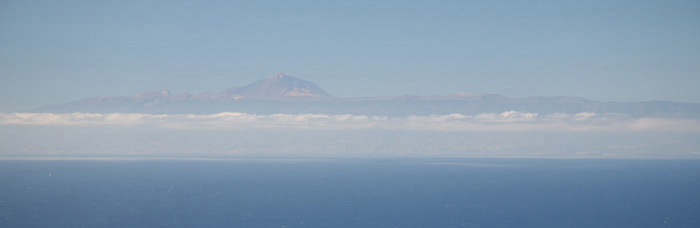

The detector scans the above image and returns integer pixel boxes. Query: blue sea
[0,158,698,228]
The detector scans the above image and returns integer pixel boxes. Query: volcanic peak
[225,73,332,98]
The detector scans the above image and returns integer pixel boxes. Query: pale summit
[225,73,332,98]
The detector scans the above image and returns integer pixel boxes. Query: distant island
[30,73,700,118]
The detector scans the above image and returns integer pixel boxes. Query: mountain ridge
[26,73,700,118]
[224,73,332,99]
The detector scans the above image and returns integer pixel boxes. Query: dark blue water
[0,158,698,228]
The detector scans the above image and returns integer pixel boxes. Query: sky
[1,0,699,112]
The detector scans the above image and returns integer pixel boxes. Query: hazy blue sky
[1,0,699,111]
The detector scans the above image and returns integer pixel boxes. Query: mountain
[27,73,700,117]
[224,73,332,98]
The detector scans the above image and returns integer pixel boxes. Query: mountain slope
[225,73,332,98]
[25,73,700,118]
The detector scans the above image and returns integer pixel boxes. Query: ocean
[0,158,698,228]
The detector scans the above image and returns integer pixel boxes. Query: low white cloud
[474,111,538,123]
[1,111,699,132]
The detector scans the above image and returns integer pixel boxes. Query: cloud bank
[1,112,698,132]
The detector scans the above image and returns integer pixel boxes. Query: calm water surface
[0,158,698,228]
